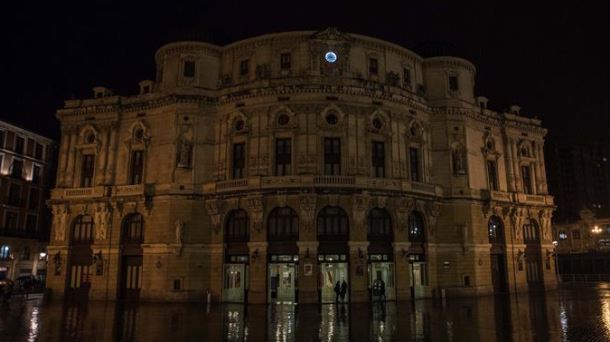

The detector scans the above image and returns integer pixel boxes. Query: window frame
[232,142,246,179]
[275,138,292,176]
[324,137,341,175]
[371,140,386,178]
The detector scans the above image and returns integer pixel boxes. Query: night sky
[1,2,608,142]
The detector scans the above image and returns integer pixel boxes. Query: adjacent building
[47,28,556,303]
[0,120,54,283]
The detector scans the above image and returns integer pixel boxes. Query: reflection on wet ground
[2,284,610,341]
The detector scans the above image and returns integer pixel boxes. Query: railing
[313,175,355,186]
[560,274,610,282]
[216,178,249,191]
[516,193,546,204]
[411,182,436,194]
[58,186,106,200]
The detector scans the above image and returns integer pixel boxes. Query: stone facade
[47,28,556,303]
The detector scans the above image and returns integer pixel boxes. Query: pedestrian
[334,281,341,303]
[379,279,386,301]
[340,280,348,303]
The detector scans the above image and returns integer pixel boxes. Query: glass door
[319,260,349,303]
[223,263,247,303]
[269,263,296,303]
[369,262,395,301]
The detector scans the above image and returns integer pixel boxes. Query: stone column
[105,124,118,184]
[247,241,268,304]
[510,139,522,192]
[533,142,543,194]
[95,128,109,185]
[393,242,412,301]
[297,241,319,303]
[348,241,369,303]
[64,129,78,187]
[503,135,516,192]
[538,143,548,194]
[56,128,70,187]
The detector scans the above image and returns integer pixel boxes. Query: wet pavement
[1,285,610,341]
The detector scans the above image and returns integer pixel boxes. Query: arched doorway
[488,215,508,293]
[118,213,144,302]
[66,215,94,300]
[367,208,395,301]
[317,206,349,303]
[523,219,544,290]
[267,207,299,303]
[408,211,427,299]
[223,209,249,303]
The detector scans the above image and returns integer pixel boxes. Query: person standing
[340,280,348,303]
[334,281,341,303]
[379,279,386,301]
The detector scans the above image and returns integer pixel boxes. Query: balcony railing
[113,184,147,197]
[51,186,107,200]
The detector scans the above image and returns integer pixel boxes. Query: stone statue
[177,124,193,168]
[452,144,466,174]
[175,219,184,245]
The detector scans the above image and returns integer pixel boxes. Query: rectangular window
[403,68,412,87]
[369,58,379,75]
[449,75,459,91]
[0,130,5,148]
[8,183,21,206]
[240,60,249,76]
[5,212,18,230]
[35,143,43,160]
[25,215,37,232]
[28,188,39,211]
[372,141,385,177]
[324,138,341,175]
[10,159,23,178]
[275,138,292,176]
[521,165,533,194]
[409,147,421,182]
[280,53,291,70]
[32,165,42,185]
[487,160,499,190]
[26,138,35,156]
[15,136,25,154]
[81,154,95,187]
[183,61,195,77]
[129,150,144,185]
[232,143,245,179]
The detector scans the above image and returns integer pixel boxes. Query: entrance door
[119,256,143,301]
[490,254,507,293]
[66,248,92,300]
[369,262,395,301]
[319,262,349,303]
[411,262,426,299]
[223,264,247,303]
[269,263,296,303]
[526,252,544,290]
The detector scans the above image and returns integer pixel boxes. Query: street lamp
[552,240,560,282]
[592,225,602,234]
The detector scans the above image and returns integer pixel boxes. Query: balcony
[516,193,549,205]
[204,175,438,196]
[113,184,148,197]
[51,186,107,200]
[481,190,513,203]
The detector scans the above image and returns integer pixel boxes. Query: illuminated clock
[324,51,338,63]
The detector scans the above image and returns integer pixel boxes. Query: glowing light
[592,225,603,234]
[325,51,337,63]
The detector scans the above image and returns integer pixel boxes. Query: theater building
[46,28,556,303]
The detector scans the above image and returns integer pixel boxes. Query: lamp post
[552,240,560,282]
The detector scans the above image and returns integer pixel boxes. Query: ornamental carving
[176,122,193,168]
[245,196,265,233]
[205,199,225,234]
[425,201,441,236]
[299,195,317,231]
[352,195,371,228]
[394,197,415,231]
[93,203,112,241]
[52,205,70,242]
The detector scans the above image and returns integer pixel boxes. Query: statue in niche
[452,144,466,175]
[177,123,193,168]
[175,219,184,245]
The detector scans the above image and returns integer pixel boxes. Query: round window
[235,120,245,132]
[325,51,338,63]
[372,118,383,129]
[277,114,290,126]
[325,113,338,125]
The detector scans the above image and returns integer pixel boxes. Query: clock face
[324,51,338,63]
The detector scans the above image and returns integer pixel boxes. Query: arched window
[523,219,540,243]
[317,206,349,240]
[268,207,299,241]
[71,215,94,244]
[408,211,425,243]
[122,213,144,244]
[488,216,504,244]
[368,208,393,241]
[225,210,249,243]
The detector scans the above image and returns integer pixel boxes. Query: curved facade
[47,28,556,303]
